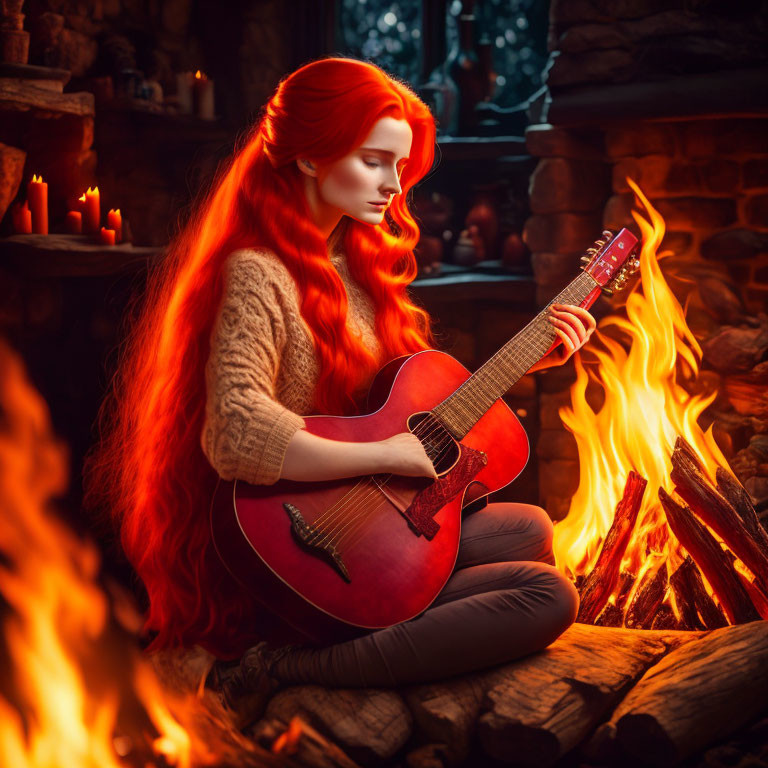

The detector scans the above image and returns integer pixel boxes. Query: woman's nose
[380,168,402,197]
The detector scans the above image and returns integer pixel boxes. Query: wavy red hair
[84,57,438,656]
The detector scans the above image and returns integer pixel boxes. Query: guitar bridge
[283,502,351,583]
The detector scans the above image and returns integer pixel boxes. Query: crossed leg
[269,502,579,687]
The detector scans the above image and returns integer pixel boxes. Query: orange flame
[31,174,44,184]
[552,179,730,591]
[195,71,205,80]
[0,342,257,766]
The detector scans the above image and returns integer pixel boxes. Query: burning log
[577,471,647,624]
[595,603,623,627]
[595,620,768,767]
[595,573,636,627]
[659,488,760,624]
[264,685,412,765]
[251,715,362,768]
[475,623,700,768]
[669,556,727,631]
[670,438,768,596]
[650,604,678,630]
[625,557,668,629]
[716,467,768,557]
[616,571,636,612]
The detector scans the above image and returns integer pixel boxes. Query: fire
[552,179,731,599]
[0,341,260,767]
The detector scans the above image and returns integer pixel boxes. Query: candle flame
[195,70,206,80]
[78,194,86,203]
[31,174,44,183]
[108,209,121,216]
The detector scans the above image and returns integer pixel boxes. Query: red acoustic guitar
[210,228,639,644]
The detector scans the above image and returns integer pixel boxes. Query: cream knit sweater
[201,247,383,486]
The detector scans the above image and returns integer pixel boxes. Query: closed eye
[364,160,380,168]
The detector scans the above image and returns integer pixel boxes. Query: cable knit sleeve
[201,250,306,485]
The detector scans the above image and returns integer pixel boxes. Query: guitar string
[303,276,594,552]
[307,414,453,543]
[309,414,458,551]
[319,430,453,553]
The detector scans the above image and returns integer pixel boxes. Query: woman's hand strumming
[379,432,439,480]
[280,428,438,483]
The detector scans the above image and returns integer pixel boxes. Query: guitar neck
[432,270,599,440]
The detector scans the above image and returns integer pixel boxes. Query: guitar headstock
[579,228,640,296]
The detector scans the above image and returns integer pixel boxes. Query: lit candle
[28,174,48,234]
[107,208,122,243]
[65,210,82,234]
[194,70,215,120]
[99,227,116,246]
[12,201,32,234]
[79,186,100,233]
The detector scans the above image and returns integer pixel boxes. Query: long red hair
[84,57,438,656]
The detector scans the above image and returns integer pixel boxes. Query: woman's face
[310,116,413,226]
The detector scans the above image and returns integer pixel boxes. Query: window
[336,1,550,127]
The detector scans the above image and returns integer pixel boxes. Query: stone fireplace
[523,1,768,524]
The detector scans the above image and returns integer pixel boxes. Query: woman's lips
[368,201,387,209]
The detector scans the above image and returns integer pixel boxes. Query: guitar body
[210,349,529,645]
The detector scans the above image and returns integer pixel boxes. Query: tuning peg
[580,255,591,264]
[602,229,614,239]
[602,287,614,297]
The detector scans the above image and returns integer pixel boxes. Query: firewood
[650,604,678,630]
[671,439,768,595]
[659,489,759,623]
[738,569,768,620]
[615,571,636,612]
[716,467,768,557]
[625,557,668,629]
[405,743,452,768]
[474,622,701,767]
[594,573,636,627]
[675,435,708,474]
[595,602,623,627]
[577,471,647,623]
[669,556,725,630]
[597,620,768,766]
[264,686,412,765]
[403,676,485,765]
[266,715,363,768]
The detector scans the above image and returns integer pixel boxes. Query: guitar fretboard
[432,271,598,439]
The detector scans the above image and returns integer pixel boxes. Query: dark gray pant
[271,502,580,687]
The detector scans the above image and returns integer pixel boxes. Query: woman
[86,57,594,700]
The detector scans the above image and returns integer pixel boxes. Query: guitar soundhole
[407,411,459,476]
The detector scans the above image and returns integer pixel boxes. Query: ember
[552,180,768,629]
